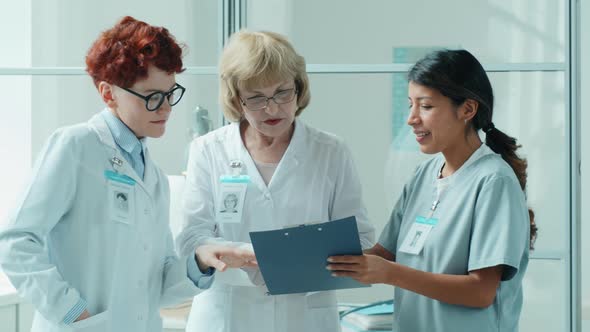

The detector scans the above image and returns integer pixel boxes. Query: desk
[160,301,192,332]
[0,272,34,332]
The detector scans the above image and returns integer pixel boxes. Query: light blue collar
[101,109,145,154]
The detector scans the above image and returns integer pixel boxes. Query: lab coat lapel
[232,119,306,193]
[88,113,151,194]
[232,122,268,194]
[267,119,305,189]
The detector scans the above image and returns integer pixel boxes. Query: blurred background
[0,1,586,331]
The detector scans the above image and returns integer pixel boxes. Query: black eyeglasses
[120,83,186,111]
[239,88,297,111]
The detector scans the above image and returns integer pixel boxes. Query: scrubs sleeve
[378,181,411,256]
[468,175,529,281]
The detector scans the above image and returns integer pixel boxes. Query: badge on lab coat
[398,216,438,255]
[105,170,136,224]
[216,175,249,224]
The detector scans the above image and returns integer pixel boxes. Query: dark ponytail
[409,49,537,249]
[483,125,538,249]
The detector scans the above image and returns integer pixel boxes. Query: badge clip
[220,160,250,184]
[229,160,243,177]
[111,157,124,172]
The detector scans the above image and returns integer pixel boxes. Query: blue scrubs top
[379,144,530,332]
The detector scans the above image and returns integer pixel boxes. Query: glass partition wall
[0,1,580,331]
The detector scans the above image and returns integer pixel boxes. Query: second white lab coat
[177,119,375,332]
[0,112,208,332]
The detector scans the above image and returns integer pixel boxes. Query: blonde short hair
[219,30,311,122]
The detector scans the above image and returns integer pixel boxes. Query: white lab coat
[177,119,375,332]
[0,113,207,332]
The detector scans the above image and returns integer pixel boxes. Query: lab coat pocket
[305,292,340,331]
[67,310,110,332]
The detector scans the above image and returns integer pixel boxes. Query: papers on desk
[340,301,394,332]
[249,216,369,295]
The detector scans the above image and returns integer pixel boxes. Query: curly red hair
[86,16,185,88]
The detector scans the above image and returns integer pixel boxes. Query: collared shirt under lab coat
[0,112,213,332]
[177,119,375,332]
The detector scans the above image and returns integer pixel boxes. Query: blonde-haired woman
[176,30,375,332]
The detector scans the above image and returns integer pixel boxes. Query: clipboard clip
[283,221,321,229]
[282,221,324,233]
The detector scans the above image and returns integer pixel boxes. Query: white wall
[249,0,564,64]
[28,0,220,175]
[0,1,31,222]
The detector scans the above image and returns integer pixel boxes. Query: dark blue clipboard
[249,216,370,295]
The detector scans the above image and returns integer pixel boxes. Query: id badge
[398,216,438,255]
[216,175,249,224]
[104,170,136,225]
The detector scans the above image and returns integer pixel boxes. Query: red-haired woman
[0,16,254,332]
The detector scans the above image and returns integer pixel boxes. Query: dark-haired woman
[0,16,253,332]
[328,49,536,332]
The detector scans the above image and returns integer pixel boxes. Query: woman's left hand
[327,254,394,285]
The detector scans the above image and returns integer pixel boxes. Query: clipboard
[249,216,370,295]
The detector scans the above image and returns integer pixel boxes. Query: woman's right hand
[74,309,90,322]
[195,244,257,272]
